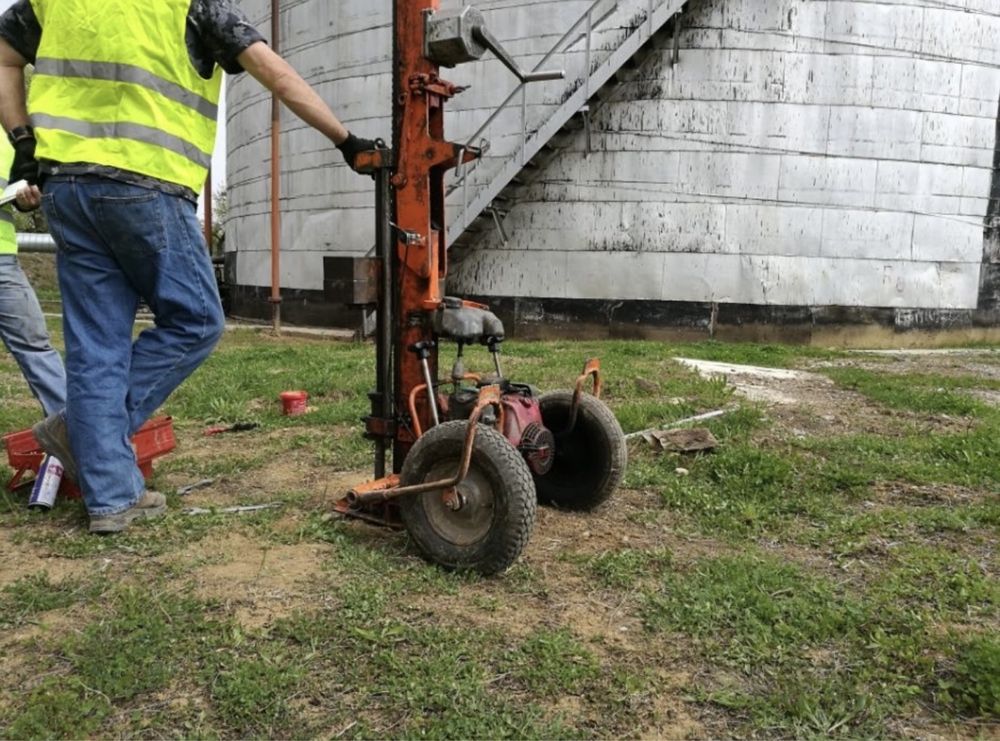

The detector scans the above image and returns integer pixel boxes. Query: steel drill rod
[374,162,394,478]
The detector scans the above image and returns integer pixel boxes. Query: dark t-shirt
[0,0,267,200]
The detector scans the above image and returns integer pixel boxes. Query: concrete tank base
[226,282,1000,348]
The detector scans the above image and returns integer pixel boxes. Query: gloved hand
[336,132,379,174]
[9,135,43,212]
[10,134,41,187]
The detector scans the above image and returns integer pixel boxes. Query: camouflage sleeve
[0,0,41,65]
[188,0,268,76]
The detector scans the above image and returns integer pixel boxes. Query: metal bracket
[363,413,396,441]
[488,207,509,246]
[670,11,683,67]
[424,6,564,82]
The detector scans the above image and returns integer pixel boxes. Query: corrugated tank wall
[224,0,390,323]
[225,0,1000,338]
[449,0,1000,337]
[224,0,589,324]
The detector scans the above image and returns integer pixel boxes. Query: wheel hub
[419,459,495,546]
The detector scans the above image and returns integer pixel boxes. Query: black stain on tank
[980,87,1000,318]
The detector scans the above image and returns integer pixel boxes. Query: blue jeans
[0,254,67,416]
[42,177,225,516]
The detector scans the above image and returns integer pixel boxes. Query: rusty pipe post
[269,0,282,333]
[203,167,213,253]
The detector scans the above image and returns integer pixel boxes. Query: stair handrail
[449,0,619,200]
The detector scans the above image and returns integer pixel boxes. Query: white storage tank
[225,0,1000,343]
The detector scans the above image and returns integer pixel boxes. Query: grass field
[0,315,997,738]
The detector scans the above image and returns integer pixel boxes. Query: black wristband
[8,125,35,144]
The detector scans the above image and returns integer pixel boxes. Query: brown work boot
[32,412,79,482]
[89,491,167,534]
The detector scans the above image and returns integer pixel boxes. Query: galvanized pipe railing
[450,0,620,231]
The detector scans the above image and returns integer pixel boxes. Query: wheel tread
[400,421,537,575]
[535,391,626,510]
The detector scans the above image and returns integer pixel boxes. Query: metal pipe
[374,160,394,478]
[204,167,213,253]
[565,358,602,434]
[269,0,282,334]
[471,26,565,83]
[520,85,527,166]
[419,355,441,427]
[16,233,57,253]
[408,383,430,440]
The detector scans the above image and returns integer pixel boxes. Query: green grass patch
[208,646,307,736]
[867,544,999,616]
[586,547,673,589]
[797,427,1000,491]
[314,619,577,739]
[939,635,1000,717]
[823,367,998,416]
[646,554,865,669]
[641,443,844,537]
[669,340,846,367]
[646,552,949,736]
[5,680,111,739]
[63,588,212,702]
[503,628,600,696]
[0,571,101,628]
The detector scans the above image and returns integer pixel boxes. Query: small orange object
[280,390,308,416]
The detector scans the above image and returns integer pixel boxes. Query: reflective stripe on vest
[0,142,16,255]
[33,59,219,120]
[31,114,212,171]
[28,0,222,193]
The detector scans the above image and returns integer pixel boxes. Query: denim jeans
[0,254,67,416]
[42,176,225,516]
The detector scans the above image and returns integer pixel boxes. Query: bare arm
[0,37,29,132]
[237,41,349,146]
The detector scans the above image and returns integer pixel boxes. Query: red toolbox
[3,416,176,498]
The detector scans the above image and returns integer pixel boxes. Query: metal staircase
[446,0,688,250]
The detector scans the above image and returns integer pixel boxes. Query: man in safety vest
[0,0,376,534]
[0,137,66,417]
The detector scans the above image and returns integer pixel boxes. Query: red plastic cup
[280,390,309,416]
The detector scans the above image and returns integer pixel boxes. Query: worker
[0,137,66,417]
[0,0,376,534]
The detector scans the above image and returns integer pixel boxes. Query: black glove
[336,132,378,174]
[10,134,41,188]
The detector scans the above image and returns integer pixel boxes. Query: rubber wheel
[534,391,626,510]
[399,420,537,575]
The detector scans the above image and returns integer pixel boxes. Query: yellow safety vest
[28,0,222,193]
[0,140,16,255]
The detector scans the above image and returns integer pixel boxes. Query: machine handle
[472,25,565,83]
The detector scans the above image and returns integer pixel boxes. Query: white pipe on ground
[16,233,57,253]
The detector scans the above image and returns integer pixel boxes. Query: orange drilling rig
[332,1,626,575]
